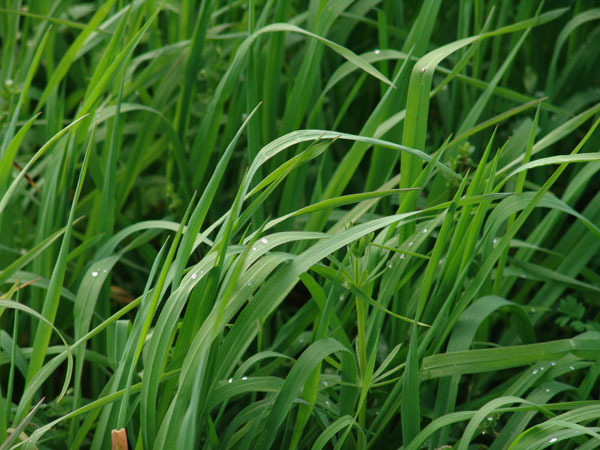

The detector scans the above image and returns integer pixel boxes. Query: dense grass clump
[1,1,600,449]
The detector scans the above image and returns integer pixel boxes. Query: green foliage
[556,296,600,333]
[1,1,599,449]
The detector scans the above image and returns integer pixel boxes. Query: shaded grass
[1,1,600,449]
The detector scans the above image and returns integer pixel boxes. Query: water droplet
[532,369,538,375]
[247,281,252,287]
[493,238,498,245]
[545,388,550,392]
[242,113,248,120]
[569,365,575,371]
[91,271,98,277]
[438,258,444,265]
[423,228,428,233]
[540,366,545,371]
[299,338,304,343]
[338,295,344,301]
[325,400,330,406]
[191,273,198,280]
[5,79,13,87]
[408,241,413,247]
[228,378,233,383]
[102,269,107,273]
[252,246,257,251]
[549,437,558,443]
[260,237,268,244]
[400,254,406,259]
[487,416,493,422]
[531,307,536,313]
[374,49,381,55]
[242,376,248,380]
[323,381,328,386]
[550,361,556,366]
[387,262,393,268]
